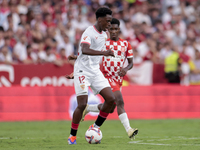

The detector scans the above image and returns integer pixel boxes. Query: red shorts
[106,77,122,92]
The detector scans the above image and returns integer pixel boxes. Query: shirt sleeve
[126,41,133,58]
[80,29,92,45]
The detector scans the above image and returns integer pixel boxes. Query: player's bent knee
[116,98,124,107]
[107,97,115,105]
[77,103,87,111]
[109,103,116,113]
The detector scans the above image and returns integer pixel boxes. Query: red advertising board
[0,85,199,121]
[0,64,74,87]
[0,63,168,87]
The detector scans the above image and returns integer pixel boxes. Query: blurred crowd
[0,0,200,85]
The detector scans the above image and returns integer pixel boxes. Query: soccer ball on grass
[85,127,102,144]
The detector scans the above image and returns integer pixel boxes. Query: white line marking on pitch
[0,137,10,139]
[129,141,171,146]
[129,136,200,146]
[113,136,123,138]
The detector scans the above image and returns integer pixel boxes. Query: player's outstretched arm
[81,43,114,57]
[68,55,77,60]
[118,57,133,77]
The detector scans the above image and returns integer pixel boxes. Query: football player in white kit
[68,7,116,145]
[81,18,138,139]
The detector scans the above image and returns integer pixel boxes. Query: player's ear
[117,27,120,31]
[97,17,102,23]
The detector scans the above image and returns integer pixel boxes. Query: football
[85,127,102,144]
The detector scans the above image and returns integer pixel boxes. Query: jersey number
[79,76,85,84]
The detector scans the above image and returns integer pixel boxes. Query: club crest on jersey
[83,36,88,40]
[121,47,125,52]
[80,84,85,90]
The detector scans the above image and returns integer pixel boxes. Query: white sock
[118,113,131,132]
[87,104,100,112]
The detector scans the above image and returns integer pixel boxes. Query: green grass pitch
[0,119,200,150]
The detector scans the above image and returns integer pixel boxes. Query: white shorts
[74,72,110,96]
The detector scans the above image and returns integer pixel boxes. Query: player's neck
[94,24,102,33]
[110,37,119,41]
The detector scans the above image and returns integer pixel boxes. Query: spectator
[30,22,44,43]
[38,46,56,63]
[65,21,75,43]
[164,47,180,83]
[2,4,20,32]
[71,13,90,31]
[29,0,41,15]
[2,13,13,31]
[13,35,27,62]
[58,34,74,58]
[179,44,196,85]
[0,46,13,64]
[17,0,28,15]
[54,11,63,25]
[183,39,195,60]
[159,42,173,62]
[55,48,74,66]
[4,36,13,53]
[43,13,56,28]
[0,0,10,17]
[4,29,16,48]
[30,13,46,34]
[133,49,143,64]
[23,45,38,64]
[132,3,152,26]
[171,24,185,47]
[0,30,5,48]
[162,5,173,24]
[190,50,200,85]
[18,13,27,29]
[150,8,161,26]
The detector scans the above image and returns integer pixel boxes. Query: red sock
[99,110,109,118]
[95,110,109,127]
[70,122,79,136]
[71,122,79,130]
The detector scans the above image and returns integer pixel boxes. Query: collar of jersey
[93,25,102,34]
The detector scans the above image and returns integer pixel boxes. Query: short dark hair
[95,7,112,19]
[45,46,51,51]
[27,45,31,49]
[111,18,120,26]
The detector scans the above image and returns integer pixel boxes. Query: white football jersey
[74,26,107,76]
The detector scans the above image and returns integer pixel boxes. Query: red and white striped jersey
[102,38,133,85]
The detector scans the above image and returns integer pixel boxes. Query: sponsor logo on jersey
[111,81,116,86]
[83,36,88,40]
[128,50,133,54]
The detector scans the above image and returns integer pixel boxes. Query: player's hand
[103,49,115,57]
[65,72,74,79]
[68,55,77,61]
[118,68,128,77]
